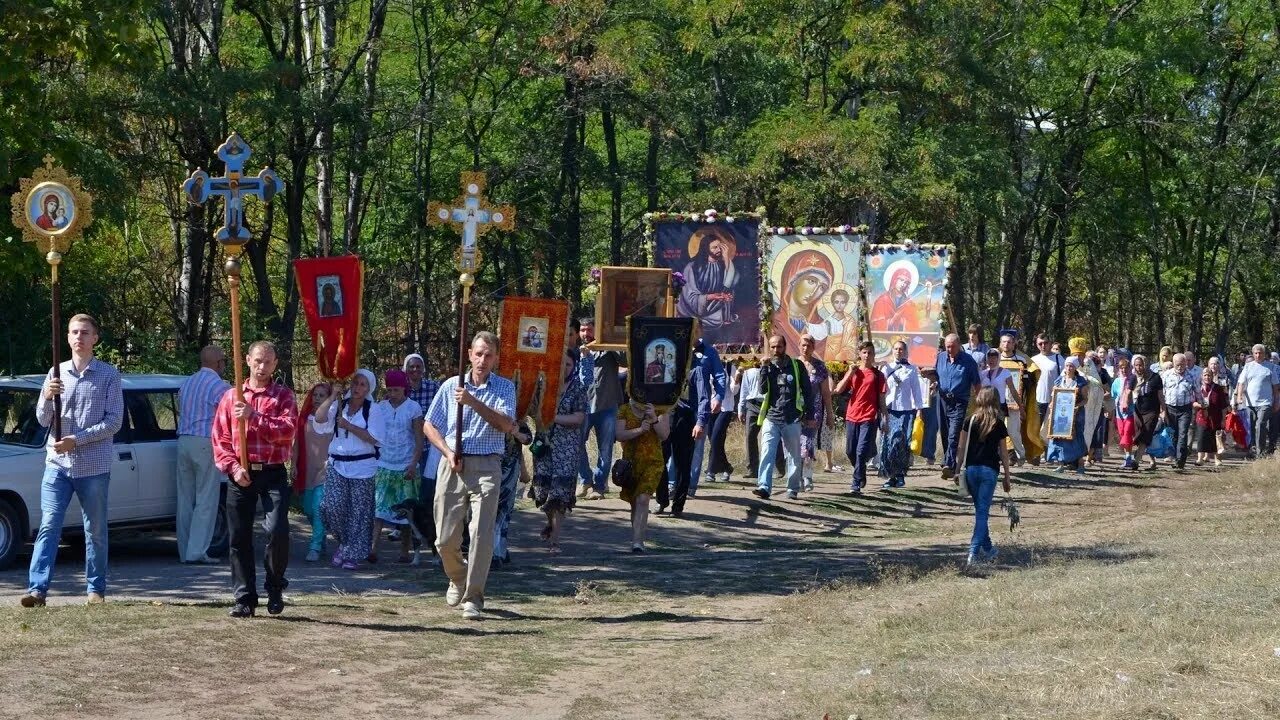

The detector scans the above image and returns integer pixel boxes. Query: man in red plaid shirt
[212,340,298,618]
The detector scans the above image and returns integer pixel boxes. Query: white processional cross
[428,171,515,273]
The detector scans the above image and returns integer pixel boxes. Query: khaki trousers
[434,454,501,604]
[1007,408,1027,459]
[176,435,222,562]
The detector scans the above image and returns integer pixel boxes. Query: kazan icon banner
[500,297,571,427]
[764,231,865,362]
[627,316,698,414]
[295,255,364,380]
[650,213,761,348]
[864,244,951,367]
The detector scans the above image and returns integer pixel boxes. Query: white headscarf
[403,353,425,372]
[347,368,377,400]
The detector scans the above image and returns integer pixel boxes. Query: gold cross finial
[43,155,56,170]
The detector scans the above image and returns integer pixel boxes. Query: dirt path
[0,452,1266,720]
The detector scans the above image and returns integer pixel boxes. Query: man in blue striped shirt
[424,331,516,620]
[22,314,123,608]
[175,345,230,563]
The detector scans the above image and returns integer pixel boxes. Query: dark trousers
[743,404,762,476]
[845,420,879,489]
[707,410,736,476]
[665,404,696,513]
[940,396,969,470]
[1167,405,1194,467]
[226,466,290,607]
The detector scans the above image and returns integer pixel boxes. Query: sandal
[341,561,359,571]
[330,552,344,568]
[539,525,553,541]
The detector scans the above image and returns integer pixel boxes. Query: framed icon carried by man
[593,266,672,350]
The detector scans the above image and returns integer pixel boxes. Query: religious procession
[5,3,1280,717]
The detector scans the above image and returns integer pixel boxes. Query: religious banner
[592,266,672,350]
[864,244,951,367]
[647,209,763,349]
[763,227,865,361]
[499,297,570,427]
[294,255,364,380]
[627,315,698,413]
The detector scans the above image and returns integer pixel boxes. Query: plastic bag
[909,413,925,456]
[1147,425,1174,458]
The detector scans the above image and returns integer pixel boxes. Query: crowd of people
[17,313,1280,616]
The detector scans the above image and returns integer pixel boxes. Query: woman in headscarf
[293,381,333,562]
[315,368,387,570]
[1068,337,1107,466]
[532,350,587,554]
[1194,364,1228,468]
[1111,350,1136,470]
[403,353,442,502]
[1046,357,1089,474]
[1127,354,1165,471]
[370,368,423,564]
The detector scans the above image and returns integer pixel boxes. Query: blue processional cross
[183,133,284,244]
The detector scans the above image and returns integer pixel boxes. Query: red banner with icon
[499,297,571,429]
[294,255,364,381]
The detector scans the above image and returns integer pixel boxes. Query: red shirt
[212,381,298,476]
[844,367,886,423]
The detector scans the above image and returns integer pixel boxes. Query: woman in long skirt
[1046,358,1089,475]
[532,352,587,554]
[879,340,922,488]
[1110,351,1136,469]
[316,368,387,570]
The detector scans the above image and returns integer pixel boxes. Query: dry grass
[3,456,1280,718]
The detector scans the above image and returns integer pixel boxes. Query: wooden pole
[48,253,63,441]
[454,272,476,470]
[226,252,249,472]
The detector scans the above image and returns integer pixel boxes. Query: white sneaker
[461,600,483,620]
[965,552,978,567]
[445,582,463,607]
[304,550,320,563]
[984,547,999,563]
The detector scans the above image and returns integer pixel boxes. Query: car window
[0,388,47,447]
[127,391,179,443]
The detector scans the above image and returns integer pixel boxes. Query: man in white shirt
[1235,344,1280,457]
[1031,333,1062,423]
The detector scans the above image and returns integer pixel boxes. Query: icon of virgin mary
[771,249,835,355]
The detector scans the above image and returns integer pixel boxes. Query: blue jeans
[578,407,618,493]
[28,467,110,597]
[964,465,998,557]
[689,431,707,492]
[845,420,879,489]
[757,418,801,494]
[921,402,940,462]
[939,395,968,470]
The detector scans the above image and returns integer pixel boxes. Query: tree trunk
[315,0,337,255]
[602,101,624,265]
[341,0,389,253]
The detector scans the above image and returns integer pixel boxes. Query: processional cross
[183,133,284,473]
[427,172,516,467]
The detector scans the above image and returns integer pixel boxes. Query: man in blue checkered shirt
[424,331,516,620]
[22,314,123,608]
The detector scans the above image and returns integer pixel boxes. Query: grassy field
[3,450,1279,719]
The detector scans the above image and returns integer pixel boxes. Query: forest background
[4,0,1280,382]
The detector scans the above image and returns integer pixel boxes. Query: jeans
[743,406,762,475]
[227,466,291,607]
[964,465,998,557]
[845,420,879,489]
[493,450,521,560]
[1245,406,1272,456]
[707,410,735,477]
[758,418,801,494]
[578,407,618,493]
[1166,404,1194,467]
[689,430,707,492]
[939,395,969,470]
[665,404,696,513]
[28,467,109,597]
[920,402,940,462]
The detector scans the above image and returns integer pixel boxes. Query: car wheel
[0,497,23,571]
[206,483,230,558]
